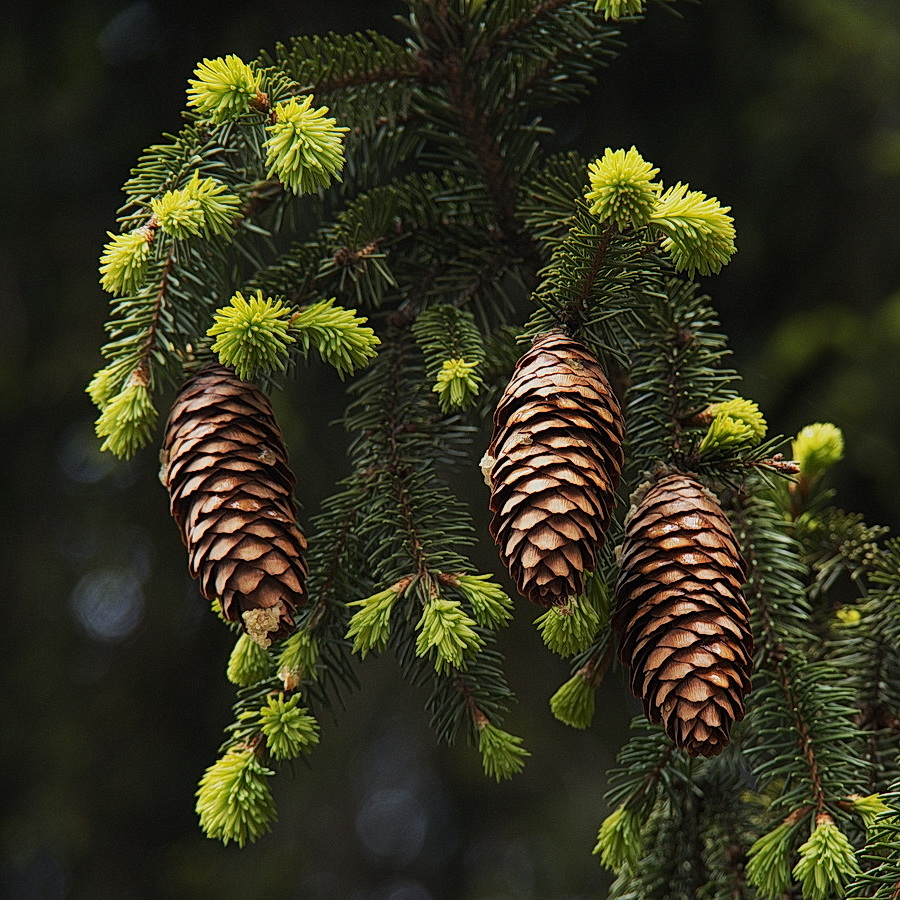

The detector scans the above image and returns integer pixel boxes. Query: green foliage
[264,96,348,195]
[186,55,262,122]
[289,298,380,377]
[345,583,404,657]
[209,290,295,379]
[227,633,274,687]
[794,422,845,481]
[195,748,276,847]
[697,396,767,455]
[793,815,861,900]
[415,597,485,672]
[593,804,643,872]
[585,145,661,229]
[450,574,514,629]
[258,693,320,761]
[534,596,601,656]
[98,229,152,296]
[549,668,596,729]
[477,720,530,782]
[93,373,157,459]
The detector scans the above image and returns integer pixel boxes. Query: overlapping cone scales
[488,330,624,606]
[162,364,307,646]
[613,474,752,756]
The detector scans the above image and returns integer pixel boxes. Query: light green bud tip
[792,815,861,900]
[698,397,767,455]
[793,423,844,481]
[95,373,157,459]
[649,182,736,276]
[209,290,295,380]
[99,228,153,296]
[196,747,276,847]
[290,298,380,378]
[593,805,642,872]
[259,692,320,761]
[346,585,403,657]
[187,54,262,122]
[585,146,660,229]
[415,597,484,673]
[849,793,892,831]
[746,819,795,899]
[226,633,273,686]
[550,670,595,729]
[433,358,482,411]
[264,96,349,195]
[534,597,600,656]
[477,719,529,781]
[452,573,514,628]
[594,0,645,20]
[276,628,319,689]
[151,174,241,241]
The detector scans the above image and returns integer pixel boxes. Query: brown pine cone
[612,473,752,757]
[486,329,625,606]
[161,364,307,646]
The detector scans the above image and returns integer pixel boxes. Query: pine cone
[161,364,307,646]
[612,473,752,757]
[486,329,625,606]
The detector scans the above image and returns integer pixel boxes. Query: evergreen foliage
[91,1,900,894]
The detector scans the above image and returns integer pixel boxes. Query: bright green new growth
[98,228,153,296]
[432,358,483,411]
[477,720,529,782]
[276,628,319,688]
[594,0,645,20]
[585,146,660,229]
[290,298,380,377]
[698,396,767,455]
[650,182,736,275]
[593,805,643,872]
[745,818,797,899]
[150,189,205,240]
[259,693,320,761]
[264,96,349,195]
[186,54,262,122]
[534,597,600,656]
[94,375,157,460]
[226,633,273,686]
[188,174,243,236]
[850,793,892,833]
[415,597,485,672]
[208,290,295,380]
[792,816,861,900]
[793,422,844,482]
[196,748,276,847]
[549,670,596,729]
[345,585,403,657]
[451,574,514,629]
[86,361,131,410]
[151,174,242,240]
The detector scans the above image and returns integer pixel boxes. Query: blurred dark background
[2,1,899,897]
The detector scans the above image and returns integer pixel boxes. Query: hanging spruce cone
[612,473,752,757]
[485,329,625,606]
[161,364,307,646]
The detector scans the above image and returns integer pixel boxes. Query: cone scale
[486,329,625,607]
[161,364,308,646]
[612,473,752,757]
